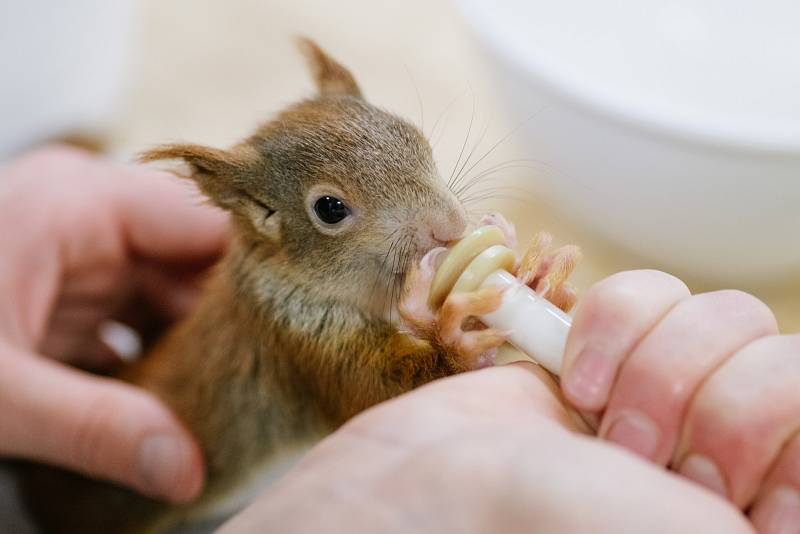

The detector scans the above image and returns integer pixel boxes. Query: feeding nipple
[428,225,572,376]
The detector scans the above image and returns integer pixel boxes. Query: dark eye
[313,195,351,224]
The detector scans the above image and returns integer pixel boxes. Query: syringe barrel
[478,270,572,376]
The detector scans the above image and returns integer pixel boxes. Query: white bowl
[456,0,800,285]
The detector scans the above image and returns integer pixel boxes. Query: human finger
[599,290,777,462]
[561,270,690,411]
[0,345,204,502]
[674,335,800,511]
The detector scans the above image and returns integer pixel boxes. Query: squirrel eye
[313,195,351,225]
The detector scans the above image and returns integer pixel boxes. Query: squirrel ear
[296,37,363,99]
[139,143,253,209]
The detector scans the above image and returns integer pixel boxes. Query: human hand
[219,363,752,534]
[0,146,227,502]
[561,270,800,532]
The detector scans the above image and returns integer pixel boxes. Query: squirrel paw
[398,247,443,337]
[438,286,507,369]
[400,214,576,369]
[400,248,506,370]
[479,212,516,248]
[518,231,581,313]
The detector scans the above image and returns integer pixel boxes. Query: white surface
[460,0,800,150]
[0,1,137,159]
[457,0,800,284]
[480,270,571,375]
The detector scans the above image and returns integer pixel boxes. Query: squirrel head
[141,38,466,315]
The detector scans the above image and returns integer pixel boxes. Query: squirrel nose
[431,225,461,244]
[428,212,467,245]
[421,193,468,247]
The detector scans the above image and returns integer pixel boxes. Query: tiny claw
[479,212,517,248]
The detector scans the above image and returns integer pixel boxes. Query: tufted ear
[140,143,281,241]
[296,37,363,99]
[139,143,260,211]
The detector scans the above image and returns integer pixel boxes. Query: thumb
[0,347,204,503]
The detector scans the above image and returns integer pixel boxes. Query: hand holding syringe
[421,227,800,527]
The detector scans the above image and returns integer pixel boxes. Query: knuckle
[698,290,778,334]
[582,281,636,315]
[601,269,688,297]
[777,333,800,354]
[738,333,800,361]
[705,288,761,309]
[688,333,791,421]
[581,270,689,318]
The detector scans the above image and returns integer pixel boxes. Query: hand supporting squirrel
[21,38,579,533]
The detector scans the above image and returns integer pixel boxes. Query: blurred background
[2,0,799,330]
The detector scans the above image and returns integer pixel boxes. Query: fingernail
[678,454,727,498]
[138,434,192,501]
[563,348,615,409]
[752,486,800,534]
[604,411,660,459]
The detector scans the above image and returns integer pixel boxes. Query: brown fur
[21,39,470,532]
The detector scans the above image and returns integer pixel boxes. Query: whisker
[390,234,413,324]
[371,233,399,313]
[403,63,425,135]
[386,236,402,323]
[429,89,468,149]
[447,90,476,190]
[460,182,537,199]
[462,183,536,195]
[377,226,403,246]
[460,190,535,205]
[396,235,413,299]
[461,193,529,205]
[397,236,412,303]
[457,158,550,185]
[456,163,548,198]
[402,236,415,278]
[452,109,546,196]
[401,236,416,311]
[450,119,492,195]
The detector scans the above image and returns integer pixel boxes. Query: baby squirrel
[22,39,579,533]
